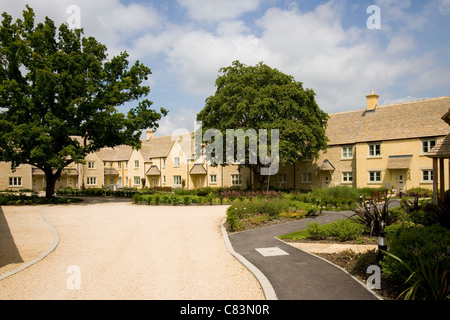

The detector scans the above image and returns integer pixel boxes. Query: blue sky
[2,0,450,137]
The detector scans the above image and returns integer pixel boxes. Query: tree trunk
[252,168,268,191]
[44,169,62,199]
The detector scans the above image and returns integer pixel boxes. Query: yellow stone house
[266,93,450,192]
[1,92,449,193]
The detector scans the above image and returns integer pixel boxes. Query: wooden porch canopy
[427,109,450,204]
[146,165,161,176]
[104,168,119,176]
[189,164,207,175]
[386,155,413,170]
[315,159,335,172]
[427,133,450,204]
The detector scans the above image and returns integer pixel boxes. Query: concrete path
[228,211,381,300]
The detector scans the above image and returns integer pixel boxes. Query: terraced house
[1,92,449,193]
[267,93,450,193]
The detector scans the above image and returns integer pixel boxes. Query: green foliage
[351,198,397,237]
[382,224,450,289]
[323,219,365,242]
[405,187,433,198]
[0,193,81,205]
[384,251,450,300]
[0,6,167,197]
[280,219,364,242]
[59,187,137,198]
[291,186,361,211]
[422,192,450,229]
[225,197,318,232]
[305,222,327,240]
[196,60,329,188]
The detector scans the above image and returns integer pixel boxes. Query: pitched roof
[146,165,161,176]
[97,145,133,161]
[144,135,176,159]
[315,159,335,171]
[104,168,119,176]
[386,155,413,169]
[327,96,450,146]
[189,164,207,175]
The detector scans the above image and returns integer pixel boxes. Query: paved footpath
[228,211,381,300]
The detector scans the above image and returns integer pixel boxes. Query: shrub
[133,193,142,203]
[351,198,397,237]
[324,219,364,242]
[0,193,82,205]
[422,192,450,229]
[405,187,433,198]
[299,186,361,210]
[382,224,450,286]
[226,207,244,232]
[305,222,327,240]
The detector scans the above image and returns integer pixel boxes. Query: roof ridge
[329,95,450,116]
[377,95,450,109]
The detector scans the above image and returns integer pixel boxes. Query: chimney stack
[146,130,154,141]
[366,90,379,111]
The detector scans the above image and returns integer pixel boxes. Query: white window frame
[369,144,381,157]
[86,177,97,186]
[9,177,22,186]
[174,157,180,167]
[173,175,182,186]
[369,171,382,183]
[162,158,166,168]
[342,147,353,159]
[342,172,353,183]
[134,160,139,169]
[421,170,434,183]
[118,162,121,169]
[88,161,95,169]
[133,176,141,186]
[302,172,312,183]
[422,140,436,154]
[231,174,242,186]
[210,174,217,184]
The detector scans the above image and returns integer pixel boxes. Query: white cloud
[164,28,271,97]
[177,0,261,22]
[96,3,162,36]
[2,0,448,119]
[374,0,429,32]
[0,0,162,58]
[155,107,197,137]
[437,0,450,14]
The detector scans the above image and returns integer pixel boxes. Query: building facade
[1,93,449,193]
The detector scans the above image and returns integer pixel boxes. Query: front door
[396,172,406,192]
[322,173,331,188]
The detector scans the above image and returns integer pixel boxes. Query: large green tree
[196,60,328,189]
[0,6,167,198]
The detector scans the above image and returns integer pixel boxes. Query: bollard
[377,230,387,261]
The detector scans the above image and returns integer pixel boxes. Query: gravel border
[0,208,59,281]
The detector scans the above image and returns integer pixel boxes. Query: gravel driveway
[0,201,264,300]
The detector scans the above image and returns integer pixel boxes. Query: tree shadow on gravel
[0,206,23,269]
